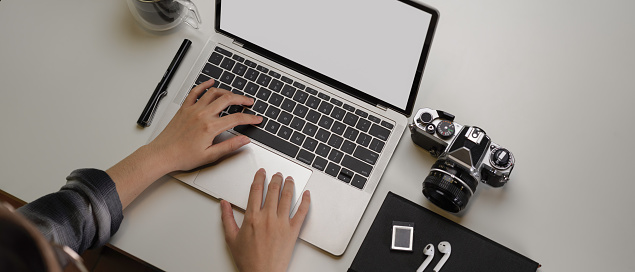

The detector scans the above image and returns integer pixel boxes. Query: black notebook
[348,192,540,272]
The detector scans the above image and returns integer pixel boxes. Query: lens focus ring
[422,170,472,213]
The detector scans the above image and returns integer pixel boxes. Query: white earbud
[416,244,435,272]
[433,241,451,272]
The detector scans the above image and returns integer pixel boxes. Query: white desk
[1,1,635,271]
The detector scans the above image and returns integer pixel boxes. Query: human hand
[221,169,311,272]
[147,79,262,172]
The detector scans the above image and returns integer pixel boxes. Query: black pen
[137,39,192,127]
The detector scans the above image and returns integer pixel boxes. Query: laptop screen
[217,0,438,116]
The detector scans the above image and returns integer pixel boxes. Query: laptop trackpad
[193,131,312,214]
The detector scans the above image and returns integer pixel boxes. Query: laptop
[149,0,438,256]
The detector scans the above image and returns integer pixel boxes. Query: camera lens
[422,160,478,213]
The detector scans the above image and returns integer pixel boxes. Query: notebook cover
[348,192,540,272]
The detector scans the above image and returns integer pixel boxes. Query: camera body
[409,108,515,212]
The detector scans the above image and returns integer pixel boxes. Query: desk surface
[1,1,634,271]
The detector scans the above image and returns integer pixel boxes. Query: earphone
[416,244,435,272]
[433,241,451,272]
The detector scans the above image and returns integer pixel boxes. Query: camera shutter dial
[436,120,455,138]
[490,147,513,169]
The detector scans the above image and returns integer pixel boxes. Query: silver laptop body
[150,0,438,256]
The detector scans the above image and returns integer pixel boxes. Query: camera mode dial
[436,120,455,138]
[490,147,513,169]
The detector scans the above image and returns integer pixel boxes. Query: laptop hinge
[376,104,388,111]
[232,40,244,47]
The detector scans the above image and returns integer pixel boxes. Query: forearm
[106,144,175,210]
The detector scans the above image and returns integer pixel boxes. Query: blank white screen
[221,0,432,111]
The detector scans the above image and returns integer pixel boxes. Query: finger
[215,113,263,133]
[220,200,239,245]
[277,176,295,218]
[263,172,284,213]
[246,168,266,213]
[205,135,251,163]
[197,87,232,106]
[183,79,216,106]
[290,190,311,229]
[207,93,256,114]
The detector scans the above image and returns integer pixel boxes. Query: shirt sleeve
[16,168,124,254]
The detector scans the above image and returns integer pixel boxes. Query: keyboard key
[290,117,305,131]
[306,96,320,109]
[327,135,343,149]
[356,119,371,132]
[209,52,223,65]
[341,140,356,154]
[196,74,211,85]
[315,128,331,143]
[292,104,308,118]
[256,65,269,73]
[381,121,394,130]
[356,133,372,147]
[268,93,284,107]
[355,109,368,118]
[330,97,343,107]
[227,105,242,114]
[215,47,232,57]
[232,63,247,76]
[256,87,272,101]
[318,102,333,115]
[343,127,359,141]
[318,92,330,100]
[244,82,259,95]
[369,124,390,141]
[343,104,355,112]
[293,81,306,90]
[369,138,385,153]
[343,112,359,126]
[325,163,341,177]
[302,123,318,137]
[233,125,299,158]
[232,77,247,90]
[203,63,223,78]
[316,143,331,157]
[268,70,281,79]
[351,175,367,189]
[281,76,293,84]
[290,131,305,146]
[265,120,281,134]
[277,111,293,125]
[244,59,257,68]
[306,110,321,123]
[312,157,328,171]
[265,106,281,119]
[302,138,318,152]
[219,83,232,91]
[338,168,353,183]
[353,146,379,165]
[292,90,308,103]
[296,149,315,165]
[220,58,235,70]
[331,121,346,135]
[281,85,296,98]
[305,87,318,95]
[318,115,334,129]
[252,101,268,114]
[342,155,372,177]
[231,54,245,63]
[277,126,293,140]
[328,149,344,163]
[219,71,235,84]
[245,68,259,81]
[368,115,381,123]
[231,89,244,96]
[256,74,272,87]
[281,98,296,112]
[256,116,268,128]
[269,79,283,92]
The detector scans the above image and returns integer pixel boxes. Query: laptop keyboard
[192,46,394,190]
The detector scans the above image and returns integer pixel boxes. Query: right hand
[147,79,263,172]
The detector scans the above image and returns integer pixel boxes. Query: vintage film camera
[409,108,515,213]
